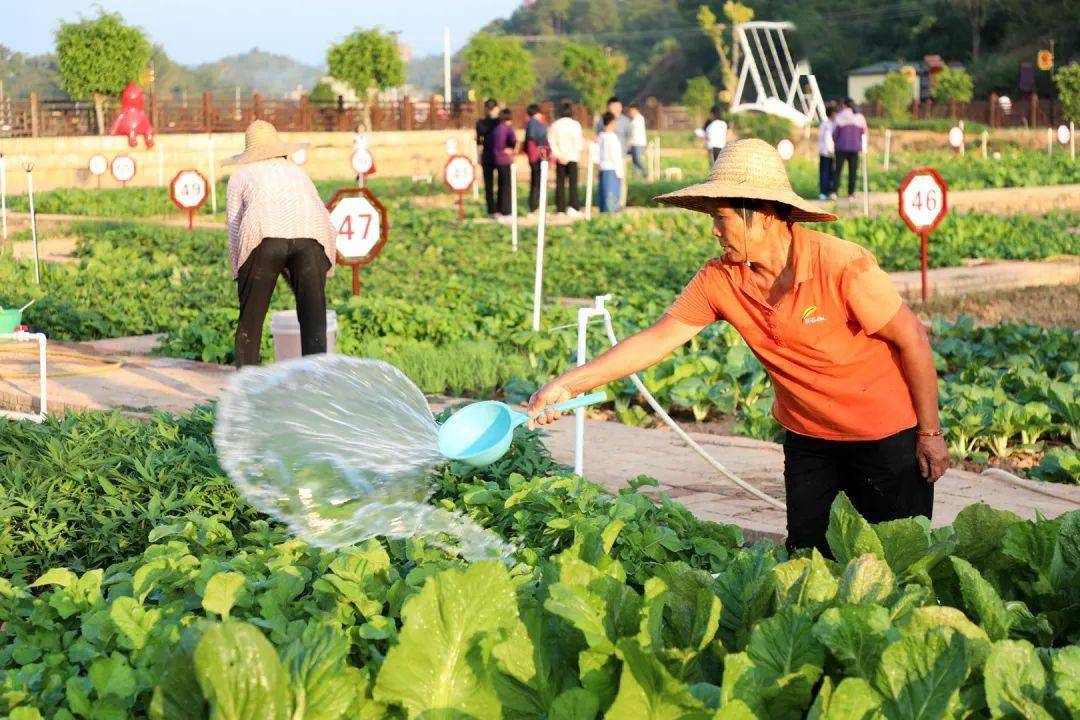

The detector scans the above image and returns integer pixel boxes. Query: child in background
[703,106,728,164]
[597,111,624,213]
[626,103,648,177]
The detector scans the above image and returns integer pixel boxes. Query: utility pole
[443,27,451,103]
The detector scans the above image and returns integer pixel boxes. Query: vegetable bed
[2,209,1077,479]
[0,408,1078,719]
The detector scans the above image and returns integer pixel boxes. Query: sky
[2,0,522,65]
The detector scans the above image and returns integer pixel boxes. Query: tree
[462,33,535,103]
[948,0,995,61]
[54,10,151,135]
[696,2,753,100]
[327,29,405,125]
[1055,64,1080,124]
[308,81,336,104]
[682,76,716,125]
[561,41,626,115]
[932,66,974,104]
[865,72,912,121]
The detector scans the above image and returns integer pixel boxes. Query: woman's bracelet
[916,427,943,438]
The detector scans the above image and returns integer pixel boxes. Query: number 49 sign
[898,168,948,301]
[326,187,388,296]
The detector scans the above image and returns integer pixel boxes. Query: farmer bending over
[225,120,335,367]
[528,139,949,555]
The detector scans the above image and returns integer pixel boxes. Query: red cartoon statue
[109,82,155,148]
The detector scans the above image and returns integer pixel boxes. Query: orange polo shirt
[666,224,916,441]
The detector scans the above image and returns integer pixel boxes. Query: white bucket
[269,309,338,362]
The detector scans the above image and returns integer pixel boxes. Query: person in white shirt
[818,105,837,200]
[597,111,625,213]
[548,102,584,215]
[703,106,728,164]
[626,102,648,177]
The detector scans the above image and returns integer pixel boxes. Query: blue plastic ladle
[438,391,607,467]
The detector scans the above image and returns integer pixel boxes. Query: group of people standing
[817,98,868,204]
[475,96,649,219]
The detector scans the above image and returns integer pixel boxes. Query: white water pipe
[0,331,47,421]
[574,294,611,475]
[510,163,518,252]
[531,160,549,331]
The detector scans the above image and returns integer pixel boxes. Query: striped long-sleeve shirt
[226,158,336,279]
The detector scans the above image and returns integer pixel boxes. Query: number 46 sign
[898,168,948,302]
[326,187,388,296]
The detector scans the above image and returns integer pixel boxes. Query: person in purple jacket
[832,98,867,205]
[492,109,518,218]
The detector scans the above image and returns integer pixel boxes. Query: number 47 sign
[898,168,948,302]
[326,187,389,296]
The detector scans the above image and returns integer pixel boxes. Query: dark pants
[529,161,543,212]
[709,147,723,164]
[835,150,859,196]
[482,160,497,215]
[819,155,835,197]
[783,426,933,556]
[555,162,579,212]
[496,164,512,215]
[236,237,329,367]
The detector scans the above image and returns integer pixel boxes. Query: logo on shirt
[802,305,826,324]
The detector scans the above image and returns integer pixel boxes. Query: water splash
[214,355,514,560]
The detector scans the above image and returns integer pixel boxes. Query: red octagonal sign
[898,167,948,234]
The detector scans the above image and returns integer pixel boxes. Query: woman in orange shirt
[527,139,949,554]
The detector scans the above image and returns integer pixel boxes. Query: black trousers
[555,162,579,212]
[482,161,497,215]
[529,161,543,212]
[496,164,512,215]
[835,150,859,196]
[236,237,329,367]
[783,426,933,555]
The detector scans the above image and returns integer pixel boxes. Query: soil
[913,284,1080,329]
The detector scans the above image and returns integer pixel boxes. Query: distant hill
[189,48,324,98]
[0,44,324,100]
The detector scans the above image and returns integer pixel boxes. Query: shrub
[682,75,716,125]
[732,111,792,145]
[865,71,912,121]
[1055,63,1080,124]
[308,80,336,104]
[932,66,974,104]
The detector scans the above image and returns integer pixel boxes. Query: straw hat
[654,138,836,222]
[223,120,307,166]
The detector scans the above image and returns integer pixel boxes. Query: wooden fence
[859,93,1067,128]
[0,92,699,139]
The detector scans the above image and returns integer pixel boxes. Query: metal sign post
[326,187,389,296]
[111,155,136,187]
[861,133,870,216]
[88,154,107,189]
[169,169,209,231]
[443,154,475,223]
[351,148,375,188]
[898,168,948,302]
[883,129,891,170]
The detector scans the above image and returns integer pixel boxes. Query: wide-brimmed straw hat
[654,138,836,222]
[223,120,307,166]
